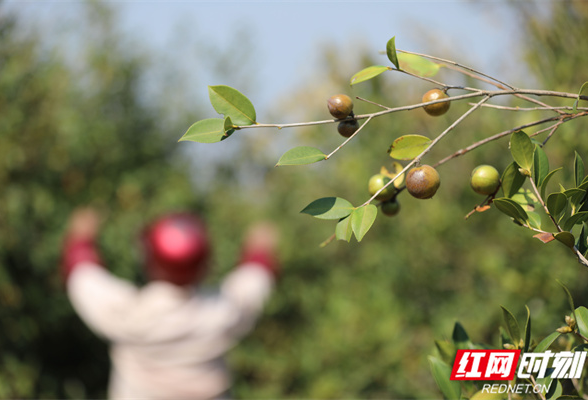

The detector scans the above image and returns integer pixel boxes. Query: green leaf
[434,340,456,365]
[501,305,521,347]
[534,331,561,353]
[575,306,588,338]
[388,134,431,160]
[533,145,549,187]
[573,81,588,112]
[555,232,575,249]
[452,322,473,350]
[527,211,542,230]
[350,65,390,86]
[510,130,534,175]
[524,305,532,353]
[493,197,529,225]
[350,204,377,242]
[563,211,588,232]
[208,85,256,126]
[546,192,567,221]
[300,197,354,220]
[223,115,235,136]
[397,53,441,77]
[179,118,228,143]
[386,37,400,69]
[576,224,588,254]
[558,280,577,326]
[335,216,353,242]
[276,146,326,166]
[541,167,563,201]
[511,188,538,210]
[428,356,461,400]
[575,151,585,187]
[501,162,526,198]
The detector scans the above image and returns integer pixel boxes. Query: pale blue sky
[5,1,528,111]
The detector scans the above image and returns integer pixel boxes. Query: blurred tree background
[1,1,587,399]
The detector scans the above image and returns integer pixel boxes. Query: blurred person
[61,207,279,399]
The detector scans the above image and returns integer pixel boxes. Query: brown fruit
[422,89,450,116]
[337,119,359,138]
[327,94,354,119]
[405,165,440,199]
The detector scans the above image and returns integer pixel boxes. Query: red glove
[238,222,280,278]
[61,237,102,280]
[61,208,103,280]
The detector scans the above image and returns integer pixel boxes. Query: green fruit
[337,119,359,138]
[368,174,396,201]
[381,199,400,216]
[471,165,501,195]
[406,165,440,199]
[328,94,354,119]
[422,89,450,116]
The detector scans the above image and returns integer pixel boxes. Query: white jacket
[67,262,274,399]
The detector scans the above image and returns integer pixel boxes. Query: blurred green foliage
[2,1,588,399]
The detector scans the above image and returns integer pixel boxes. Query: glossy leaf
[527,211,542,230]
[541,167,563,201]
[523,305,531,353]
[398,53,441,77]
[573,81,588,112]
[386,36,399,69]
[351,204,377,242]
[179,118,227,143]
[208,85,256,126]
[335,216,353,242]
[501,305,521,347]
[300,197,354,220]
[510,130,534,175]
[452,322,473,350]
[558,281,577,323]
[575,306,588,337]
[501,162,526,198]
[563,211,588,232]
[575,151,585,187]
[546,192,567,221]
[555,231,576,249]
[533,145,549,187]
[511,188,538,210]
[577,224,588,255]
[388,134,431,160]
[276,146,326,166]
[434,340,456,365]
[350,65,390,86]
[534,331,561,353]
[493,197,529,225]
[428,356,461,400]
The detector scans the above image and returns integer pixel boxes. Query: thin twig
[471,103,588,112]
[434,115,564,168]
[541,121,564,146]
[362,96,490,207]
[528,177,562,233]
[397,48,517,90]
[235,89,587,131]
[325,116,373,160]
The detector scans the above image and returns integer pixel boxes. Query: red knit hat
[143,213,210,285]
